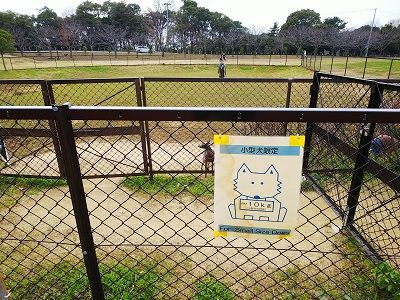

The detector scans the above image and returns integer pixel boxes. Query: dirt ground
[0,139,211,177]
[1,170,344,268]
[0,138,366,298]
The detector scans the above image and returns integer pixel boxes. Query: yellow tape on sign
[289,135,305,147]
[214,230,228,238]
[214,134,229,145]
[279,234,291,239]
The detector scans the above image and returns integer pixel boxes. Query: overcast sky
[1,0,399,29]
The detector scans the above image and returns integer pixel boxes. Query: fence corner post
[362,57,368,78]
[343,83,382,226]
[302,72,320,172]
[135,78,151,178]
[53,104,105,300]
[283,78,293,136]
[139,78,154,179]
[388,59,393,79]
[40,81,65,177]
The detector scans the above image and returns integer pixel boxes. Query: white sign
[213,135,304,239]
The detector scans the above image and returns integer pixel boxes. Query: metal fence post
[41,81,65,177]
[135,78,150,176]
[302,72,320,171]
[140,78,154,179]
[319,55,322,71]
[343,83,382,226]
[54,104,105,300]
[329,55,333,74]
[283,78,292,136]
[313,54,316,70]
[388,59,393,79]
[363,57,368,78]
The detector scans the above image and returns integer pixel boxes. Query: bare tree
[345,29,371,56]
[98,25,127,57]
[82,27,100,53]
[146,0,168,52]
[223,28,245,55]
[374,30,397,55]
[282,26,311,56]
[321,28,341,55]
[36,26,59,57]
[59,19,84,57]
[248,26,265,55]
[9,27,31,56]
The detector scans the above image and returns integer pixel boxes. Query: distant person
[371,134,399,157]
[218,54,227,78]
[218,58,226,78]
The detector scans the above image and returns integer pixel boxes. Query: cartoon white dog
[229,163,287,222]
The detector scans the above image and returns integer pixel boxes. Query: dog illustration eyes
[234,163,282,199]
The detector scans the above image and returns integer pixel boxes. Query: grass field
[1,53,302,71]
[0,65,312,79]
[2,52,399,79]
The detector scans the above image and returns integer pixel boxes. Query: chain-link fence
[302,55,400,79]
[0,73,399,299]
[1,53,301,71]
[0,78,314,108]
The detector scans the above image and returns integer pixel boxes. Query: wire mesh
[50,80,138,106]
[0,82,44,106]
[143,79,312,108]
[0,119,87,299]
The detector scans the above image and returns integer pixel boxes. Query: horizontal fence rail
[0,106,399,123]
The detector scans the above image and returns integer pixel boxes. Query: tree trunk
[1,53,7,71]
